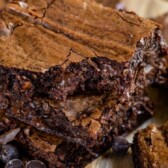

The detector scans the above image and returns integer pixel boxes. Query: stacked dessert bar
[0,0,167,167]
[132,13,168,168]
[153,13,168,85]
[154,13,168,43]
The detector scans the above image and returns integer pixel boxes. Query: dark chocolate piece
[0,144,19,163]
[111,136,130,155]
[25,160,46,168]
[5,159,24,168]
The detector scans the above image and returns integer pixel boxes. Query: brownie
[0,64,153,154]
[0,9,156,147]
[154,13,168,43]
[153,13,168,85]
[132,123,168,168]
[0,0,167,167]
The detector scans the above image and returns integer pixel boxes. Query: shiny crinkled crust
[1,0,160,71]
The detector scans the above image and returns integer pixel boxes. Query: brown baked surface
[0,0,159,71]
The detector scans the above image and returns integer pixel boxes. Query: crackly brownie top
[0,0,159,72]
[133,123,168,168]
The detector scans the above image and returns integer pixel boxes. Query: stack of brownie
[154,13,168,43]
[154,13,168,86]
[0,0,167,167]
[132,13,168,168]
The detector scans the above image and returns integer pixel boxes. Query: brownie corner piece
[132,123,168,168]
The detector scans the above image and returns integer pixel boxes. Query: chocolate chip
[26,160,46,168]
[112,136,131,155]
[0,144,19,163]
[5,159,24,168]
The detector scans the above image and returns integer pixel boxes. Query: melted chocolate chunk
[5,159,23,168]
[112,136,130,155]
[0,145,18,163]
[25,160,46,168]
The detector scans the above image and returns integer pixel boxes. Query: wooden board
[122,0,168,18]
[96,0,168,18]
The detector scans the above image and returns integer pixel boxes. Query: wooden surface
[122,0,168,18]
[87,0,168,167]
[97,0,168,18]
